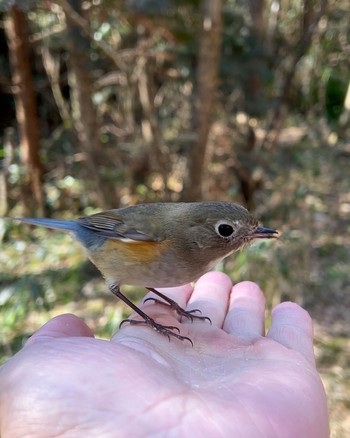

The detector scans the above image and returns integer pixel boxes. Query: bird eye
[216,223,234,238]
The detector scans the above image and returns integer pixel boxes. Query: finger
[224,281,265,340]
[25,314,94,347]
[267,302,315,365]
[186,271,233,327]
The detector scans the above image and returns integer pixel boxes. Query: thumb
[25,314,94,347]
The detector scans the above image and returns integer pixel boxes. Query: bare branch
[261,0,328,150]
[53,0,127,71]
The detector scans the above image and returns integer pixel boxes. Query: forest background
[0,0,349,436]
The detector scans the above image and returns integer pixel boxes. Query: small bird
[17,201,278,343]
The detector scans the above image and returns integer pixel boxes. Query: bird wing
[76,211,160,242]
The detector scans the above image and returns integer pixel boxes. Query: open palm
[0,272,329,438]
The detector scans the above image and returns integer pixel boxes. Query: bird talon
[143,297,156,304]
[177,308,212,324]
[119,318,131,328]
[143,290,211,325]
[119,317,192,345]
[187,308,202,315]
[202,316,212,325]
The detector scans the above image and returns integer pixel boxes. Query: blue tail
[16,217,105,250]
[15,217,78,232]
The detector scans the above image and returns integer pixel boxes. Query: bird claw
[120,317,193,346]
[143,297,212,324]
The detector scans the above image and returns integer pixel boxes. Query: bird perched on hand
[17,201,278,343]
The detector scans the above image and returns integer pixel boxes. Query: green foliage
[325,71,347,122]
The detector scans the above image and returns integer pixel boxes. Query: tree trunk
[136,56,170,194]
[64,0,112,208]
[245,0,266,115]
[5,6,45,215]
[181,0,223,201]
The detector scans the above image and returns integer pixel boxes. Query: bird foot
[144,297,212,324]
[120,317,193,346]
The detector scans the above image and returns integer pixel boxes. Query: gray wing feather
[76,213,160,242]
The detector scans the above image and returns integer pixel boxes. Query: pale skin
[0,272,329,438]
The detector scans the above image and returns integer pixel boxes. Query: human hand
[0,272,329,437]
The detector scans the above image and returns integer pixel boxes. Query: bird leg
[109,283,193,345]
[144,288,212,324]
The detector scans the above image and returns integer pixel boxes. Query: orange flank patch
[99,238,171,263]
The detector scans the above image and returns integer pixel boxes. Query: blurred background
[0,0,349,435]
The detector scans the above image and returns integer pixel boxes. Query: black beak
[253,227,279,239]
